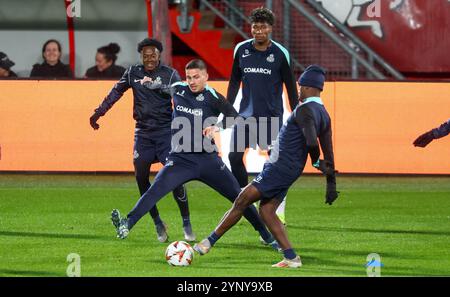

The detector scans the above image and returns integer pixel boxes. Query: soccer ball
[165,240,194,266]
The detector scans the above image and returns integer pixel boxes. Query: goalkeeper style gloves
[325,177,339,205]
[413,130,434,147]
[312,159,336,176]
[89,112,100,130]
[312,159,340,205]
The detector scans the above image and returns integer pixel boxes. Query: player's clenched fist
[90,113,100,130]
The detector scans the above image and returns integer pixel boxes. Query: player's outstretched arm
[203,91,240,139]
[213,92,240,129]
[296,106,339,205]
[281,56,299,111]
[318,116,339,205]
[89,67,132,130]
[226,55,242,105]
[434,118,450,138]
[296,107,320,165]
[413,119,450,147]
[413,130,434,147]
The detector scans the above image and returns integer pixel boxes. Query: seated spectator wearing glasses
[30,39,73,78]
[0,52,18,78]
[85,43,126,79]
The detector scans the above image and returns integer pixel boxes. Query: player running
[194,65,340,268]
[89,38,194,242]
[110,59,280,251]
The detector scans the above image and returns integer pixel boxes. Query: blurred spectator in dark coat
[84,43,126,79]
[0,52,18,78]
[30,39,73,78]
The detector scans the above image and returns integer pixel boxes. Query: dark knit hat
[298,65,326,91]
[0,52,15,70]
[137,38,163,53]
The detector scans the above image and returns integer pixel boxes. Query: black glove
[313,159,337,176]
[413,130,434,147]
[325,179,339,205]
[90,113,100,130]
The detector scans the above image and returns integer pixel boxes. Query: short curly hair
[137,38,163,53]
[249,7,275,26]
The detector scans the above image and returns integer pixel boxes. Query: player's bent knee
[259,204,276,221]
[233,195,251,211]
[259,206,269,221]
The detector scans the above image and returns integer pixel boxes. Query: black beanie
[298,65,326,91]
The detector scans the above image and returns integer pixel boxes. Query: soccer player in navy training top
[89,38,194,242]
[194,65,340,268]
[109,59,280,251]
[227,7,298,225]
[413,119,450,147]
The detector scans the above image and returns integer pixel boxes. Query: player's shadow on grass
[289,225,450,237]
[216,242,279,252]
[301,247,417,260]
[0,269,61,276]
[298,254,364,270]
[0,230,110,241]
[293,255,434,276]
[382,268,450,276]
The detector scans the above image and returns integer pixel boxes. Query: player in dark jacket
[30,39,73,78]
[89,38,194,242]
[194,65,339,268]
[84,43,126,79]
[0,52,18,78]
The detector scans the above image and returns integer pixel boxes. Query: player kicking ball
[110,59,280,252]
[194,65,339,268]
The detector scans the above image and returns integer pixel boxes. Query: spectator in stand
[84,43,126,79]
[0,52,18,78]
[30,39,73,78]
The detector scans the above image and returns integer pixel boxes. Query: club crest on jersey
[254,175,263,183]
[136,75,162,87]
[153,76,162,86]
[267,54,275,63]
[196,94,205,101]
[242,48,251,58]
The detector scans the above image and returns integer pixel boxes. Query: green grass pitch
[0,174,449,277]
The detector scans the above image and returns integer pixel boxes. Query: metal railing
[198,0,306,72]
[287,0,385,79]
[305,0,404,80]
[175,0,404,79]
[199,0,249,40]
